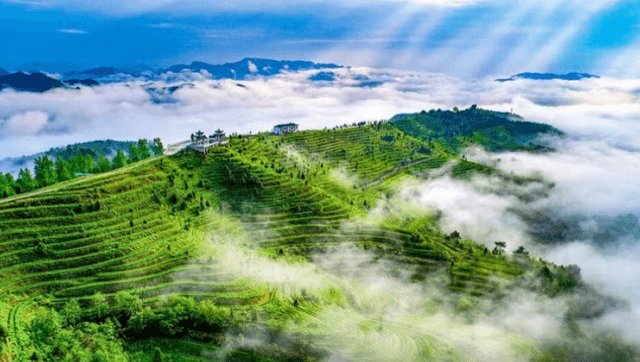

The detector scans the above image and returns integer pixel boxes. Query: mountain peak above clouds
[0,58,344,92]
[497,72,600,82]
[163,58,341,79]
[0,72,64,92]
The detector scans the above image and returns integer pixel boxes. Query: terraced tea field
[0,123,565,361]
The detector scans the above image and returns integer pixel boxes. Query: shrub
[457,296,473,312]
[168,193,179,204]
[0,322,7,341]
[153,348,165,362]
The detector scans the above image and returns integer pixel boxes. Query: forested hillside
[389,106,563,152]
[0,120,632,362]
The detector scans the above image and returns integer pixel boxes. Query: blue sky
[1,0,640,77]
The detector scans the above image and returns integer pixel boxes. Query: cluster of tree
[540,263,582,295]
[0,138,163,199]
[486,241,531,257]
[330,120,386,131]
[67,292,234,347]
[43,139,137,161]
[28,307,129,362]
[445,230,461,243]
[24,287,331,362]
[69,290,327,362]
[492,241,507,256]
[127,138,163,162]
[25,291,237,361]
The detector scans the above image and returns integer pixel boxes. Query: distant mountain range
[64,78,100,87]
[306,71,387,88]
[496,72,599,82]
[0,72,65,92]
[0,72,101,92]
[308,71,337,82]
[65,67,119,79]
[0,58,342,92]
[163,58,341,79]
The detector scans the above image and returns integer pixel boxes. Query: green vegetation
[0,138,163,201]
[390,106,563,152]
[43,139,138,162]
[0,117,631,361]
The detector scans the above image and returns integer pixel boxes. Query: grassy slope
[0,124,573,361]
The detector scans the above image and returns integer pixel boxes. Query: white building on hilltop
[273,123,299,135]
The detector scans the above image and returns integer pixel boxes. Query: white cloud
[147,22,176,28]
[387,175,535,248]
[247,60,258,73]
[546,240,640,345]
[204,28,265,39]
[2,67,640,163]
[3,111,50,137]
[13,0,481,16]
[493,140,640,216]
[0,67,432,158]
[58,28,88,34]
[44,72,63,79]
[377,0,481,6]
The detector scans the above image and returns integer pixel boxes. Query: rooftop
[274,123,299,128]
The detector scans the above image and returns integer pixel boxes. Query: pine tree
[152,137,164,156]
[113,150,127,169]
[67,155,81,175]
[128,144,140,163]
[97,155,112,173]
[55,157,72,182]
[82,154,94,174]
[34,156,56,187]
[0,173,16,198]
[17,168,36,193]
[152,347,165,362]
[137,139,151,160]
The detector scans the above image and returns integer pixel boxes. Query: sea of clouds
[2,66,640,354]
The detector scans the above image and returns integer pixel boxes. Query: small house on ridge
[273,123,299,135]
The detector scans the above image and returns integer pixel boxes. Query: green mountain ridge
[0,111,634,362]
[390,106,563,152]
